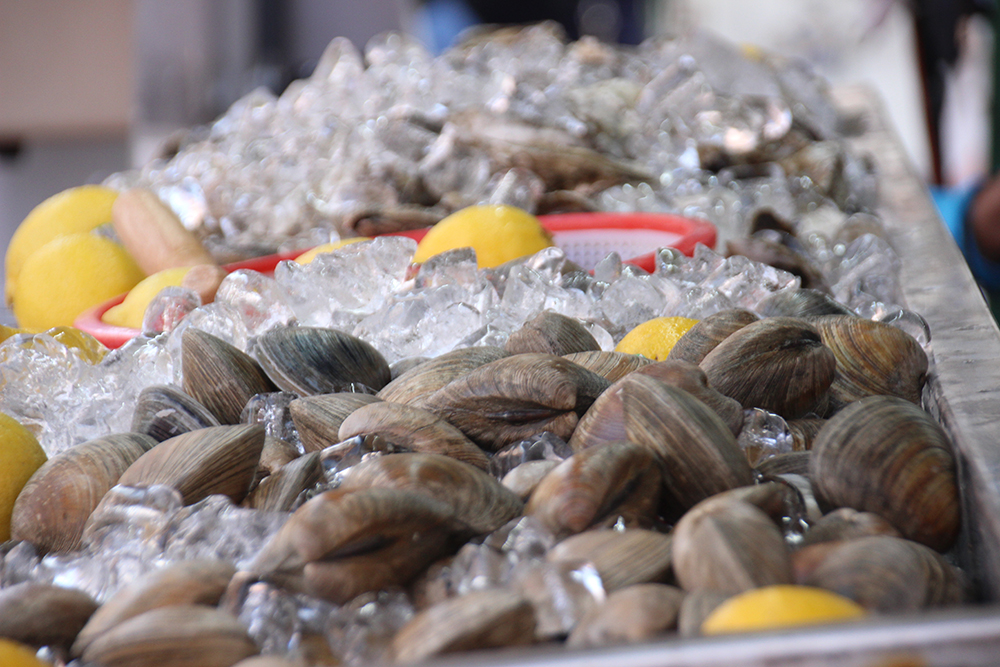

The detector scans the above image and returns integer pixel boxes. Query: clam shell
[131,385,220,442]
[421,353,610,451]
[800,508,901,547]
[256,436,301,477]
[812,315,928,409]
[802,535,966,612]
[810,395,960,552]
[667,309,759,365]
[289,392,382,453]
[337,402,490,470]
[672,497,792,595]
[80,604,258,667]
[754,451,811,478]
[254,325,391,396]
[391,589,535,664]
[502,460,560,501]
[755,288,855,318]
[0,582,98,649]
[567,583,684,648]
[11,432,157,553]
[116,424,266,505]
[72,559,236,657]
[562,350,653,382]
[633,360,744,436]
[699,316,836,419]
[248,487,471,604]
[337,453,523,535]
[525,441,661,539]
[547,529,673,593]
[677,589,729,637]
[244,452,322,512]
[504,311,600,356]
[182,329,276,424]
[377,346,509,407]
[787,417,826,451]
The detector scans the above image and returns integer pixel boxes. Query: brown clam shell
[337,453,523,535]
[755,288,855,319]
[182,329,277,424]
[289,392,382,453]
[0,582,98,650]
[337,402,490,470]
[253,325,391,395]
[567,583,684,648]
[812,315,928,409]
[802,535,966,612]
[131,385,221,442]
[810,395,960,552]
[501,460,560,501]
[11,432,157,553]
[547,529,673,593]
[754,451,812,478]
[421,353,610,451]
[525,441,661,539]
[116,424,265,506]
[677,589,729,637]
[504,311,600,356]
[633,359,744,436]
[800,508,901,547]
[666,308,759,365]
[699,316,836,419]
[562,350,653,382]
[391,589,536,664]
[672,497,793,595]
[244,452,322,512]
[377,346,509,407]
[80,604,258,667]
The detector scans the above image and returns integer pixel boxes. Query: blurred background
[0,0,994,279]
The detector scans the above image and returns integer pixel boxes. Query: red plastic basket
[74,212,715,349]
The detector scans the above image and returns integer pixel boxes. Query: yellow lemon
[413,205,554,268]
[294,237,372,264]
[0,324,26,344]
[44,326,109,364]
[0,639,52,667]
[701,585,866,635]
[0,412,47,542]
[102,266,193,329]
[5,185,119,305]
[614,316,699,361]
[12,233,146,332]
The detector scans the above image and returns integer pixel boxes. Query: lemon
[412,205,554,268]
[12,232,146,332]
[0,639,52,667]
[0,324,26,344]
[614,316,699,361]
[5,185,119,305]
[294,237,372,264]
[44,326,109,364]
[102,266,193,329]
[701,585,866,635]
[0,412,47,542]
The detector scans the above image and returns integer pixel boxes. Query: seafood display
[0,21,988,667]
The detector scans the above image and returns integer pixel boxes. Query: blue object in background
[931,183,1000,294]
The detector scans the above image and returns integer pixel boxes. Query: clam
[787,417,826,451]
[810,395,960,552]
[131,385,221,442]
[391,589,535,664]
[501,460,560,501]
[253,325,391,395]
[812,315,928,409]
[562,350,653,382]
[672,497,792,595]
[72,559,236,657]
[677,589,729,637]
[389,356,430,380]
[699,316,836,419]
[504,311,600,356]
[802,535,966,612]
[601,375,753,511]
[547,529,673,593]
[182,329,277,424]
[755,451,811,478]
[80,604,258,667]
[755,288,855,319]
[0,582,98,650]
[248,487,472,604]
[115,424,266,506]
[244,452,322,512]
[232,659,296,667]
[256,436,301,477]
[525,441,661,539]
[800,508,901,547]
[377,346,509,407]
[567,583,684,648]
[667,309,759,365]
[633,360,744,436]
[337,402,490,470]
[11,432,157,553]
[420,353,609,451]
[337,453,523,535]
[289,392,382,453]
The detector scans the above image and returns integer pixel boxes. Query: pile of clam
[0,291,964,667]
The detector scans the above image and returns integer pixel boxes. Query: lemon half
[413,205,553,268]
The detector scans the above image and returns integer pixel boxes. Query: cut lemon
[614,316,699,361]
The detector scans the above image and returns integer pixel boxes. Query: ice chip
[737,408,792,467]
[215,269,296,338]
[142,286,201,335]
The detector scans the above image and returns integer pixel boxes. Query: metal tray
[416,85,1000,667]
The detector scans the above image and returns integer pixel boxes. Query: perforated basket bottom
[552,229,684,269]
